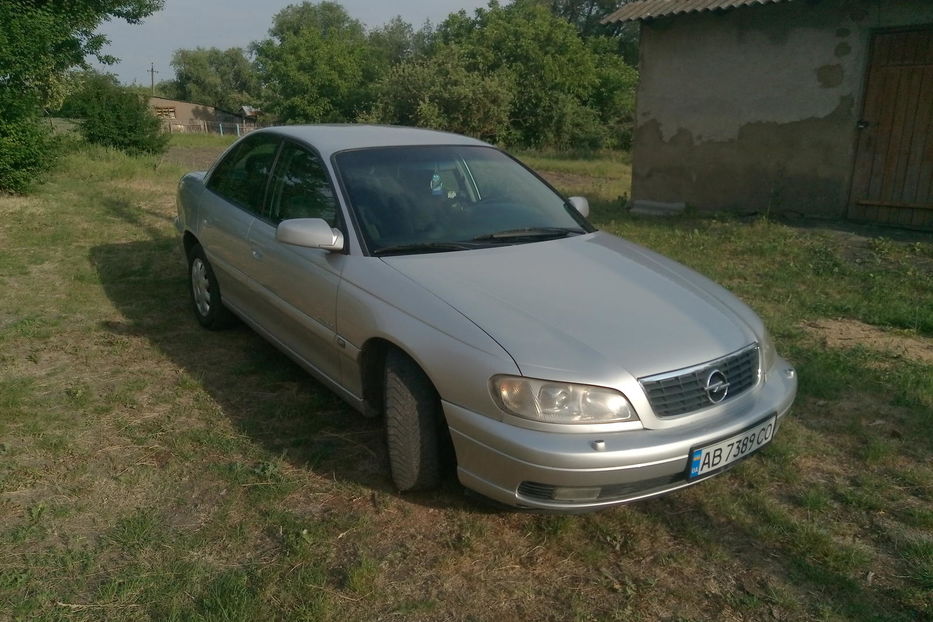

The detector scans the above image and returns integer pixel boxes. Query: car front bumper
[445,357,797,512]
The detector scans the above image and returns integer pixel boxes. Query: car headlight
[760,328,776,372]
[490,375,639,424]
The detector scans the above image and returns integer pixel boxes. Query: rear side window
[206,134,281,215]
[267,142,338,226]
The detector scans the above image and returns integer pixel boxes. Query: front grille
[639,345,760,418]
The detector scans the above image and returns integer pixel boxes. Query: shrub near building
[77,77,168,156]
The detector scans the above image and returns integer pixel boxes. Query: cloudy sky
[94,0,492,85]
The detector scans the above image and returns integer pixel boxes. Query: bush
[0,115,56,194]
[545,95,610,151]
[427,3,636,151]
[79,80,168,156]
[55,71,121,119]
[365,47,513,142]
[588,38,639,150]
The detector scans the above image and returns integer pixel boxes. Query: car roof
[253,124,491,158]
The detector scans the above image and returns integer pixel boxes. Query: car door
[200,133,282,316]
[246,140,346,384]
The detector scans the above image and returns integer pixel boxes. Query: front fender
[336,257,519,419]
[176,171,208,238]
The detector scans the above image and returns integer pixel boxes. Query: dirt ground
[803,318,933,364]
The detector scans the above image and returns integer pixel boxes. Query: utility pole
[148,62,159,95]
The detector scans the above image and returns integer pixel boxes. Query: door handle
[857,120,870,129]
[251,248,264,260]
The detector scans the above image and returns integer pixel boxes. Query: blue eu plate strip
[690,450,703,477]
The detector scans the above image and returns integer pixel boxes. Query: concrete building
[148,96,247,133]
[604,0,933,230]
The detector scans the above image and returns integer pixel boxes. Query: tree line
[154,1,638,151]
[0,0,638,194]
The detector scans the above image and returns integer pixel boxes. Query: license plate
[688,416,777,479]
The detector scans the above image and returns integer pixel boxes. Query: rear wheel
[384,349,444,491]
[188,244,236,330]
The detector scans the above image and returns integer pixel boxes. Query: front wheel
[188,244,236,330]
[384,350,444,491]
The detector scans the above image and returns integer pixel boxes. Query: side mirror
[568,196,590,218]
[276,218,344,252]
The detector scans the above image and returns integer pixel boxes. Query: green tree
[253,1,375,122]
[367,16,417,66]
[153,80,181,99]
[587,36,639,148]
[365,17,439,84]
[79,79,168,156]
[0,0,162,115]
[435,2,606,148]
[55,71,121,118]
[365,47,513,142]
[168,47,260,112]
[519,0,640,64]
[0,0,163,192]
[421,1,640,149]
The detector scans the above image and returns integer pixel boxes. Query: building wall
[631,0,933,217]
[148,97,241,124]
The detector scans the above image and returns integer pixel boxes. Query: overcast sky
[93,0,493,86]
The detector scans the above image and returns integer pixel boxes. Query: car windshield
[334,145,594,255]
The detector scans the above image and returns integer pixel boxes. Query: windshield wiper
[373,242,477,256]
[471,227,585,242]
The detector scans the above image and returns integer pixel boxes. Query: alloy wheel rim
[191,258,211,317]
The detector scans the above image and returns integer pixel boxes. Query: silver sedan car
[175,125,797,511]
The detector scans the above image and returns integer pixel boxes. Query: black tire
[384,349,444,491]
[187,244,236,330]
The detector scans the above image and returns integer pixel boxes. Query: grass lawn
[0,137,930,621]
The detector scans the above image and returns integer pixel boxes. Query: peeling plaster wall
[631,0,933,217]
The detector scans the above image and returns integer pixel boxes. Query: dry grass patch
[803,318,933,364]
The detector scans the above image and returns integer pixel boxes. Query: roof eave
[602,0,793,24]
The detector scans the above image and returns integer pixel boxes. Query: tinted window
[268,143,338,226]
[206,134,281,214]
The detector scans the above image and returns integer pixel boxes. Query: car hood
[380,232,759,383]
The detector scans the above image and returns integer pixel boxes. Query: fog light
[783,367,796,380]
[552,486,601,501]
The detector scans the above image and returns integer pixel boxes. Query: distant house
[604,0,933,230]
[240,105,263,123]
[148,96,254,134]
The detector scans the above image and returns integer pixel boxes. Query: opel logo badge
[705,369,730,403]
